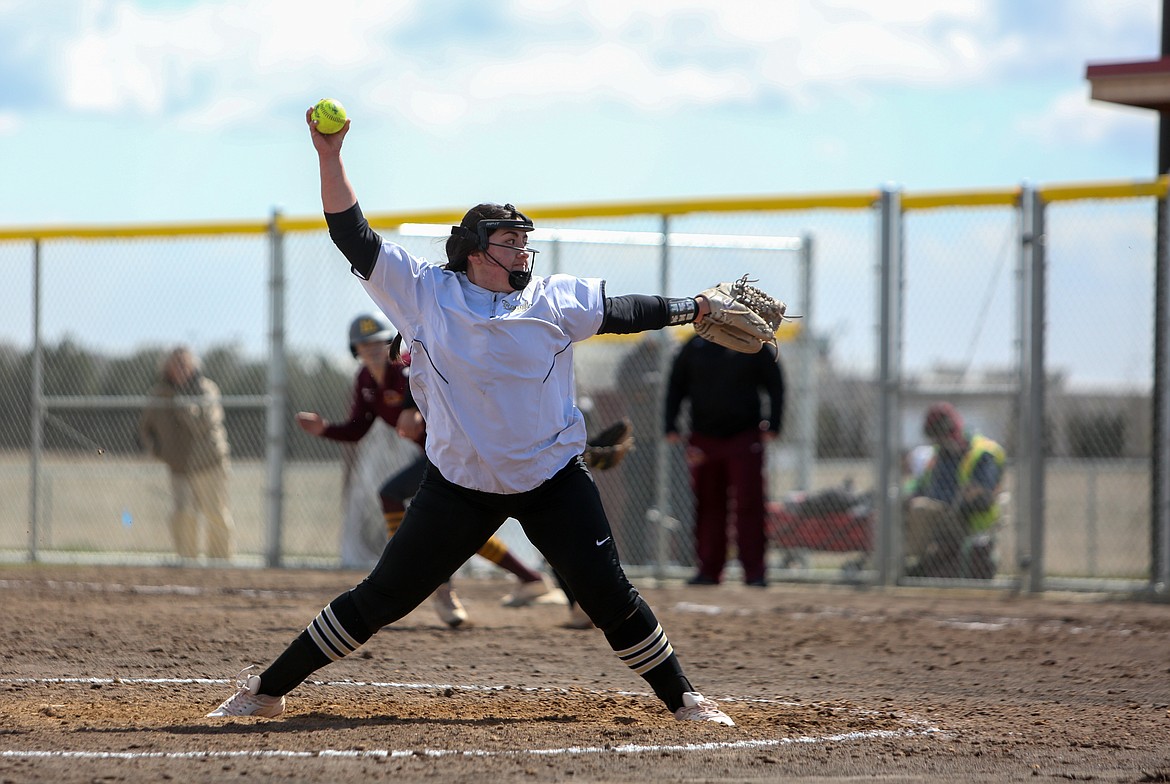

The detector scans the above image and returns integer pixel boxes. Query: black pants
[377,454,426,512]
[353,456,637,631]
[260,455,691,708]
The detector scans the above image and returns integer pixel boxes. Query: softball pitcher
[207,107,734,726]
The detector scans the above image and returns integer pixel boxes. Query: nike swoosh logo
[595,537,612,547]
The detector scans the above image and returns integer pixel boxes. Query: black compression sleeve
[599,295,699,334]
[324,202,382,280]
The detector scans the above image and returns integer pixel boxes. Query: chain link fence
[0,180,1164,594]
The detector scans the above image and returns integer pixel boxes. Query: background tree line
[0,340,354,460]
[0,339,1132,462]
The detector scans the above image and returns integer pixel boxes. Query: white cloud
[1068,0,1159,49]
[175,94,260,130]
[1018,86,1153,147]
[820,0,984,25]
[798,22,958,82]
[43,0,414,116]
[9,0,1163,127]
[369,73,469,130]
[463,42,754,111]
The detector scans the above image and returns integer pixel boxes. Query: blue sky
[0,0,1161,395]
[0,0,1161,226]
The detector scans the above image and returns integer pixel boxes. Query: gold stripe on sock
[384,511,405,538]
[476,535,508,564]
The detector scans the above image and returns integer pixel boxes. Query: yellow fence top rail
[902,187,1021,210]
[285,191,881,232]
[1040,177,1168,202]
[0,177,1165,240]
[0,218,271,241]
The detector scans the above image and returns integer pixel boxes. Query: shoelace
[232,664,258,691]
[690,698,720,715]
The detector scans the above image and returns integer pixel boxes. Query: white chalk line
[2,676,941,761]
[0,676,795,706]
[1,728,936,762]
[0,578,297,599]
[0,578,1125,638]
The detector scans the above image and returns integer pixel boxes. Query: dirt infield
[1,564,1168,783]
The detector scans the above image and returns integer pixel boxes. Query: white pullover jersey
[361,240,605,494]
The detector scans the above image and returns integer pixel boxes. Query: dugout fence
[0,178,1165,597]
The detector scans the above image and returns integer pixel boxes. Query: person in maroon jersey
[294,314,556,627]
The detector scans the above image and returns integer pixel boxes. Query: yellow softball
[311,98,347,134]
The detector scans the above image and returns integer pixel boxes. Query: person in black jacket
[665,336,785,587]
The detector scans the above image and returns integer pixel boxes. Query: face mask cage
[450,204,534,251]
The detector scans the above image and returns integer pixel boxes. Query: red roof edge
[1086,56,1170,78]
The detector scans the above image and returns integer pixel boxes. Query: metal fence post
[265,210,287,567]
[1017,185,1047,593]
[28,239,43,563]
[1155,185,1170,594]
[794,235,815,493]
[653,214,673,580]
[875,186,904,586]
[1014,187,1032,590]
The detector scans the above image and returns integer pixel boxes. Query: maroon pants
[688,430,767,584]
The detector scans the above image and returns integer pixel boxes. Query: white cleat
[564,602,594,629]
[206,666,285,718]
[431,582,469,628]
[673,692,735,726]
[500,575,566,607]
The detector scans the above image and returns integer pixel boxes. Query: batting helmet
[348,314,395,357]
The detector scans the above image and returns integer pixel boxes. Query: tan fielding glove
[695,275,792,353]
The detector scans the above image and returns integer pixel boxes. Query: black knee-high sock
[258,591,373,696]
[602,596,693,712]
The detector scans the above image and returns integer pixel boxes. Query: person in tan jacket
[138,346,234,560]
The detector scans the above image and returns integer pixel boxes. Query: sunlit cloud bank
[0,0,1158,132]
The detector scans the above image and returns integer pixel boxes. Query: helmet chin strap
[483,249,531,291]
